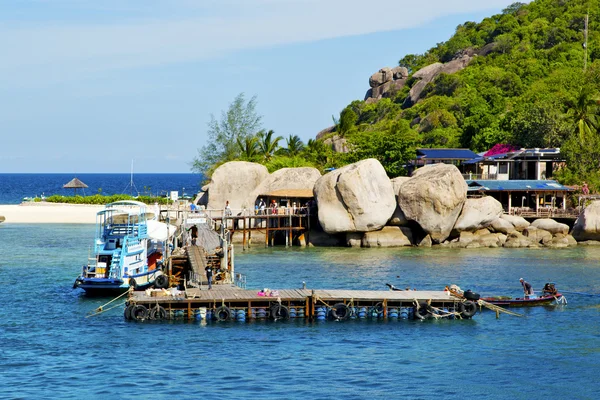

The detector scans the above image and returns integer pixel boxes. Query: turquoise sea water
[1,224,600,399]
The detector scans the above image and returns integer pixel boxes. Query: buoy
[388,307,399,319]
[316,306,327,320]
[358,307,367,319]
[236,309,246,322]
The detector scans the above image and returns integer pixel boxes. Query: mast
[584,12,589,72]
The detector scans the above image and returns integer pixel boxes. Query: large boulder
[503,231,539,248]
[545,233,577,248]
[369,67,394,87]
[398,164,467,243]
[501,214,530,231]
[251,167,321,205]
[362,226,413,247]
[572,201,600,241]
[453,196,504,232]
[314,159,396,234]
[490,217,516,234]
[523,226,552,245]
[206,162,269,211]
[530,218,569,235]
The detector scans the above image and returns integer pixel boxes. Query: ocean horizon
[0,172,204,205]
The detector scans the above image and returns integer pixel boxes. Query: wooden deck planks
[131,286,458,304]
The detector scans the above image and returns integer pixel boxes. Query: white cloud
[0,0,517,86]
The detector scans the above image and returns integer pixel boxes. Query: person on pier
[205,265,213,290]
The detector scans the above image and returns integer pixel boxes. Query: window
[498,163,508,174]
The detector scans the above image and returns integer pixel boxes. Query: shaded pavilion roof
[63,177,89,189]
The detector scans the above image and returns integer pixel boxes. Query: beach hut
[63,177,88,196]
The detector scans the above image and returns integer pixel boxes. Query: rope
[86,288,132,318]
[86,301,127,318]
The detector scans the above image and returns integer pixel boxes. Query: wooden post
[265,216,269,248]
[288,213,292,247]
[242,216,246,251]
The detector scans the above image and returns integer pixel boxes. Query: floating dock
[124,286,476,322]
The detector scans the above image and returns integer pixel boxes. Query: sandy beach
[0,202,104,224]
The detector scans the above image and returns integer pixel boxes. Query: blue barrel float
[399,307,409,319]
[358,307,367,319]
[236,309,246,322]
[316,306,327,320]
[297,307,305,318]
[388,307,399,319]
[289,307,297,318]
[256,308,267,319]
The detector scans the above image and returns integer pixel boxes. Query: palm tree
[283,135,305,156]
[568,86,599,144]
[236,136,259,161]
[257,129,283,161]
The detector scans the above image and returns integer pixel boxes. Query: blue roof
[416,148,478,160]
[466,180,572,192]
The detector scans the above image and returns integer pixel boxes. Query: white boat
[73,200,175,295]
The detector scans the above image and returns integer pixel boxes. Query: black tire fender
[131,305,148,321]
[215,306,231,321]
[331,303,350,320]
[460,300,478,318]
[270,304,290,320]
[149,305,167,320]
[124,304,135,320]
[415,303,432,320]
[129,277,138,291]
[154,274,169,289]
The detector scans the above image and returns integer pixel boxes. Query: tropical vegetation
[194,0,600,190]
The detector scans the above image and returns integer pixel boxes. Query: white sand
[0,203,104,224]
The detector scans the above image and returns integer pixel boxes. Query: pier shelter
[466,180,575,218]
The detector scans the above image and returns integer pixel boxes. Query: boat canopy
[147,220,176,242]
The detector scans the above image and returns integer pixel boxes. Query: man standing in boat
[520,278,534,298]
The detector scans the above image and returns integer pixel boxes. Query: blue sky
[0,0,521,173]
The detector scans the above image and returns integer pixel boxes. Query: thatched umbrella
[63,177,88,196]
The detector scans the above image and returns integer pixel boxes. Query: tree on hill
[192,93,262,175]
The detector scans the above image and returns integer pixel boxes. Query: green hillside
[334,0,600,186]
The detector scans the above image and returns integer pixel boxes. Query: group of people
[519,278,558,297]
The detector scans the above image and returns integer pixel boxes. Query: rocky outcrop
[572,201,600,241]
[361,226,413,247]
[398,164,467,243]
[323,135,349,153]
[402,54,473,108]
[314,159,396,234]
[206,161,269,211]
[316,125,335,140]
[365,67,409,102]
[251,167,321,203]
[530,218,569,235]
[453,196,503,232]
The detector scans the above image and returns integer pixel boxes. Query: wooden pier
[124,285,473,322]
